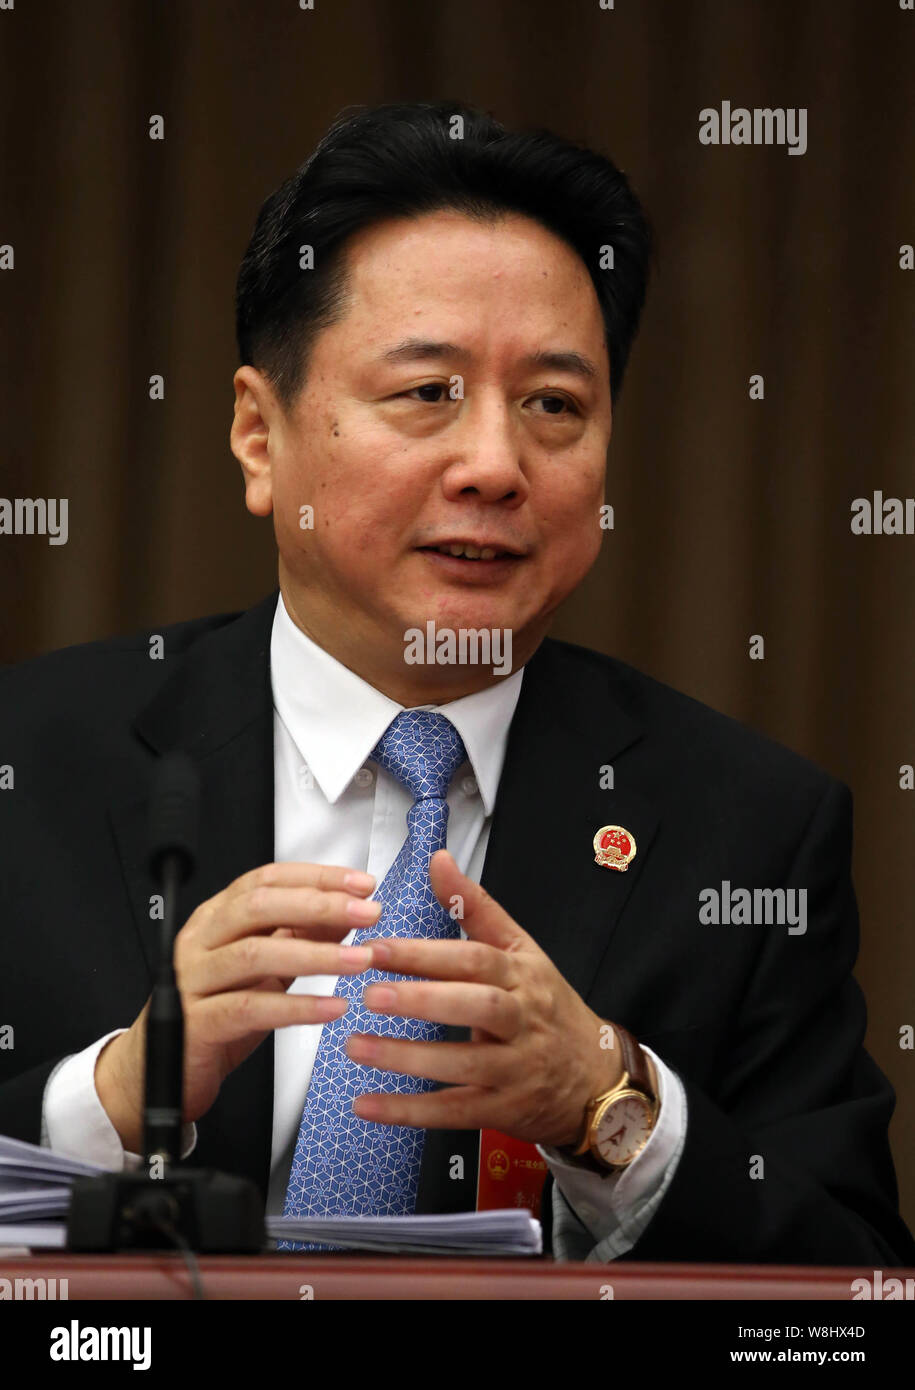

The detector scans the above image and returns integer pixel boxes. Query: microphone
[66,751,265,1254]
[144,753,200,1167]
[148,750,199,883]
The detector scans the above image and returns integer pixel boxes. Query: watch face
[595,1094,653,1166]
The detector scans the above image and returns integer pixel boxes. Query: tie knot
[370,710,467,801]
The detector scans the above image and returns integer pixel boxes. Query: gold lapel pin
[593,825,637,872]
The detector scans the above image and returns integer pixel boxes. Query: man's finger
[225,861,377,902]
[346,1034,510,1088]
[362,979,522,1040]
[191,885,381,949]
[360,936,519,988]
[185,937,374,995]
[428,849,527,950]
[193,988,350,1042]
[352,1083,501,1131]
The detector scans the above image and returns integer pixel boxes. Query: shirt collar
[270,593,524,815]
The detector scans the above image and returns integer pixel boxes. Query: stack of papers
[267,1209,541,1255]
[0,1135,99,1221]
[0,1134,541,1256]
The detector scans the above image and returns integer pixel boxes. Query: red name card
[476,1128,549,1218]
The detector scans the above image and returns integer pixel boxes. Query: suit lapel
[417,638,662,1214]
[108,592,279,1199]
[480,639,660,1002]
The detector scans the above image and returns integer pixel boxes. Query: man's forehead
[316,212,609,375]
[343,209,596,292]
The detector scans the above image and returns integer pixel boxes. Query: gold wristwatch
[561,1023,659,1176]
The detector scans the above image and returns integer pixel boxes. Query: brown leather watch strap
[613,1023,655,1101]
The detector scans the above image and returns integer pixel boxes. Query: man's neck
[279,585,540,707]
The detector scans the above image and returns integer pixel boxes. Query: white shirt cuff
[41,1029,196,1169]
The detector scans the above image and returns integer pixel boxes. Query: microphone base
[66,1168,266,1254]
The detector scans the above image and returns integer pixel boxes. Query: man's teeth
[435,543,500,560]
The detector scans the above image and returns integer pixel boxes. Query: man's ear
[230,366,278,517]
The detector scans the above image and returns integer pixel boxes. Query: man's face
[234,208,612,690]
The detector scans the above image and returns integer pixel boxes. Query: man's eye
[396,386,578,415]
[401,383,448,403]
[530,394,578,416]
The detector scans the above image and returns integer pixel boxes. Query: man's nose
[439,396,529,505]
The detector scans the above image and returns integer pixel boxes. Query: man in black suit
[2,101,913,1265]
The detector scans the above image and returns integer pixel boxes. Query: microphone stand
[66,754,265,1254]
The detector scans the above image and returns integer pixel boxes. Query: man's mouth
[418,541,524,562]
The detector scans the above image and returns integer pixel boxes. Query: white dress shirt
[42,593,687,1259]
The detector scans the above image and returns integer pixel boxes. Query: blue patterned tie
[278,710,467,1249]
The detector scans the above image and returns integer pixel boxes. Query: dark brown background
[2,1,913,1234]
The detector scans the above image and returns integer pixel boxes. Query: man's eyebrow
[377,338,600,380]
[521,349,599,380]
[378,339,468,366]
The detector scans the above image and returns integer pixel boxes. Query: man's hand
[347,850,628,1149]
[95,862,379,1152]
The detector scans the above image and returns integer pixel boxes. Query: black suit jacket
[1,591,913,1264]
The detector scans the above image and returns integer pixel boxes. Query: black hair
[235,100,654,410]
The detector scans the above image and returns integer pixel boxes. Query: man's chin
[389,599,549,682]
[398,600,529,640]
